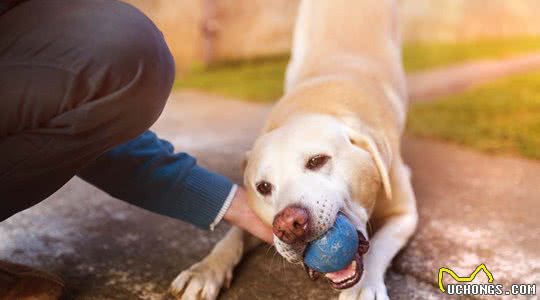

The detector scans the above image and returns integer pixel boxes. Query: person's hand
[223,187,274,244]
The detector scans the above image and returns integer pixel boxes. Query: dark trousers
[0,0,175,220]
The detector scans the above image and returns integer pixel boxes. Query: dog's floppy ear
[241,151,251,174]
[348,129,393,200]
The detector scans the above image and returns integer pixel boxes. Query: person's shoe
[0,260,64,300]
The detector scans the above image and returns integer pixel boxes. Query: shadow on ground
[1,92,538,299]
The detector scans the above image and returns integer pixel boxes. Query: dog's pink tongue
[324,259,357,283]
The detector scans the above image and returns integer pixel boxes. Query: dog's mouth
[303,231,369,290]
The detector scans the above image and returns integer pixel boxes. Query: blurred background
[126,0,540,160]
[129,0,540,67]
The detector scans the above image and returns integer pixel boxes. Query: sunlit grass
[173,36,540,159]
[403,36,540,71]
[174,36,540,102]
[407,70,540,159]
[174,55,288,103]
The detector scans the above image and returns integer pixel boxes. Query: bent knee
[89,1,175,75]
[75,0,175,138]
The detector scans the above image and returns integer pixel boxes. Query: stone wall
[209,0,298,61]
[125,0,540,69]
[126,0,204,72]
[400,0,540,42]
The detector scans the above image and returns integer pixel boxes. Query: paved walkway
[408,52,540,102]
[3,51,540,299]
[1,91,538,299]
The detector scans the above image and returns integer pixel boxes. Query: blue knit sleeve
[78,131,234,229]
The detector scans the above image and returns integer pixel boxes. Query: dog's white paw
[170,260,233,300]
[338,279,389,300]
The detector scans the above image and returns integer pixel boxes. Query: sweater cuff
[209,184,237,231]
[173,165,234,229]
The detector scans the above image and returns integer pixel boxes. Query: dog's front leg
[340,163,418,300]
[170,226,260,300]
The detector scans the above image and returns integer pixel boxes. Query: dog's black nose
[272,205,310,244]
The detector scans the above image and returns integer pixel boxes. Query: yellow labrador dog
[171,0,417,299]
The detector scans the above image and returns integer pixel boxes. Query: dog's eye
[256,181,273,196]
[306,154,331,170]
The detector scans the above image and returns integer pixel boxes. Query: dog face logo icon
[438,263,494,293]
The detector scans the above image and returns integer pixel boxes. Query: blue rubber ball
[304,213,358,273]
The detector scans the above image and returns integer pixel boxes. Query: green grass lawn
[403,36,540,71]
[174,36,540,159]
[175,56,289,103]
[174,36,540,102]
[407,70,540,160]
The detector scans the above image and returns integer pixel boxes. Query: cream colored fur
[172,1,417,299]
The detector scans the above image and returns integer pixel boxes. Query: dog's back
[285,0,406,100]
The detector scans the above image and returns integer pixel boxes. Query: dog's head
[243,113,392,289]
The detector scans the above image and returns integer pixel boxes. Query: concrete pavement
[408,52,540,102]
[1,92,538,299]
